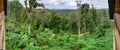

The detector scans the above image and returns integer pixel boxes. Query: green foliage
[81,3,90,13]
[7,1,23,22]
[6,1,113,50]
[6,16,113,50]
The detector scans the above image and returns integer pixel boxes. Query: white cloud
[19,0,108,9]
[66,1,76,6]
[81,0,108,9]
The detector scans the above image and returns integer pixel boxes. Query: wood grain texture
[0,0,4,12]
[114,13,120,50]
[115,0,120,13]
[0,11,5,50]
[0,0,5,50]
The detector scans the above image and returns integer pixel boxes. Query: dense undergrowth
[6,1,113,50]
[6,16,113,50]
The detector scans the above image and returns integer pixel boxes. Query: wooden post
[0,0,5,50]
[114,13,120,50]
[114,0,120,50]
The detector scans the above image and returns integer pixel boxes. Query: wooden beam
[0,0,4,12]
[115,0,120,13]
[114,13,120,50]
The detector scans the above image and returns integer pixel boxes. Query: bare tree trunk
[76,0,81,37]
[77,8,81,37]
[28,24,31,35]
[101,15,104,24]
[95,19,98,27]
[28,13,31,35]
[77,20,80,36]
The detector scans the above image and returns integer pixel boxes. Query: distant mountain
[49,9,108,14]
[50,9,77,13]
[96,8,108,10]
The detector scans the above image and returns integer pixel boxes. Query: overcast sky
[19,0,108,9]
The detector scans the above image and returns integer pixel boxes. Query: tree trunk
[76,0,81,37]
[28,24,31,35]
[28,13,31,35]
[77,20,80,36]
[78,8,81,37]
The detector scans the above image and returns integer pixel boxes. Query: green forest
[6,0,113,50]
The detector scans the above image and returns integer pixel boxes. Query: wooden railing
[114,13,120,50]
[0,0,5,50]
[0,11,5,50]
[114,0,120,50]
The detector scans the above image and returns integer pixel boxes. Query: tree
[90,4,98,27]
[48,12,62,33]
[7,1,23,21]
[69,12,78,33]
[76,0,82,36]
[81,3,90,33]
[24,0,45,34]
[81,3,90,14]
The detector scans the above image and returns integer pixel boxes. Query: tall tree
[7,1,23,20]
[24,0,45,34]
[81,3,90,33]
[90,4,98,27]
[76,0,82,36]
